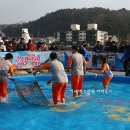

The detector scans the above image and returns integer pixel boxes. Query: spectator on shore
[105,37,112,51]
[27,39,35,51]
[93,41,103,52]
[49,42,58,50]
[16,38,27,51]
[12,38,18,51]
[82,41,90,48]
[121,45,130,76]
[2,37,8,45]
[119,41,128,53]
[109,41,118,52]
[0,39,6,52]
[39,42,48,51]
[36,42,42,50]
[6,41,14,52]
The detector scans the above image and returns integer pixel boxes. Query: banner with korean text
[0,51,124,70]
[0,51,54,69]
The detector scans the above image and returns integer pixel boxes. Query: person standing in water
[68,45,87,98]
[0,53,14,103]
[34,52,68,105]
[95,56,113,91]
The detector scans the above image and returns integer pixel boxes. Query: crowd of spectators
[0,36,129,53]
[93,37,128,53]
[0,37,59,52]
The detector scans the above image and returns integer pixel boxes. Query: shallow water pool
[0,75,130,130]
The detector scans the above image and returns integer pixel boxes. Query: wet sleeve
[9,64,14,73]
[101,63,107,72]
[68,56,73,65]
[42,62,50,69]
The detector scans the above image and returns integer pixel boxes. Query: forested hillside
[1,7,130,38]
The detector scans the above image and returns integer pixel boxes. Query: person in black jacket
[49,42,58,50]
[121,45,130,76]
[93,41,103,52]
[16,38,27,51]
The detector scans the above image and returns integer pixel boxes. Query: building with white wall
[71,24,80,31]
[66,31,72,41]
[97,31,108,44]
[56,24,108,45]
[87,24,97,30]
[79,31,86,41]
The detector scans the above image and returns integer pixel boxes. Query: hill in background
[1,7,130,39]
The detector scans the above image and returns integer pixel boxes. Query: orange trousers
[52,82,68,104]
[71,75,83,91]
[0,81,8,99]
[103,76,112,88]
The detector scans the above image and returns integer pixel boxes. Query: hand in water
[67,69,71,74]
[47,80,51,85]
[8,77,14,80]
[95,73,98,77]
[33,71,37,76]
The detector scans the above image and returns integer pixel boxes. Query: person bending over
[34,52,68,105]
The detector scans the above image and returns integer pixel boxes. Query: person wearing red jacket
[27,39,35,51]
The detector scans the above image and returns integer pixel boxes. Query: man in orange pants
[34,52,68,105]
[0,53,14,103]
[68,45,87,98]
